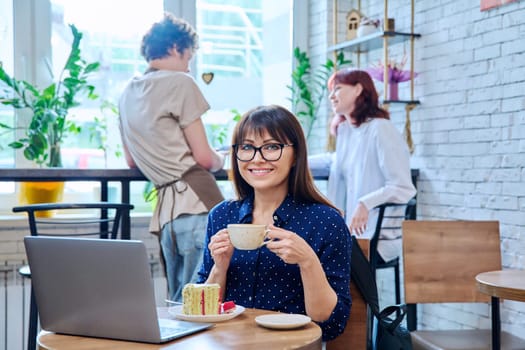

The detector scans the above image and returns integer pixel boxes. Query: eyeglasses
[232,143,294,162]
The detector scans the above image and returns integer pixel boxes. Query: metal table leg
[121,180,131,240]
[491,296,500,350]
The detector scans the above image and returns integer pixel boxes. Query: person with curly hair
[119,13,224,302]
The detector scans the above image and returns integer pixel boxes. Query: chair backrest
[327,238,370,350]
[369,199,416,268]
[13,202,134,240]
[402,220,502,304]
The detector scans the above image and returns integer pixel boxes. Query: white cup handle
[261,229,272,246]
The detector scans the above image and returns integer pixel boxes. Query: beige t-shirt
[119,70,214,234]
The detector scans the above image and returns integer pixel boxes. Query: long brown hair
[230,105,336,209]
[328,69,389,127]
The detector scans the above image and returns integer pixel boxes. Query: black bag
[350,236,413,350]
[375,304,412,350]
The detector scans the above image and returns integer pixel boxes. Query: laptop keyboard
[160,326,188,338]
[158,318,212,340]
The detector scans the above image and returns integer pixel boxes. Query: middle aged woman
[325,69,416,263]
[197,105,352,341]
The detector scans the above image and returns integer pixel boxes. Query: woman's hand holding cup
[265,225,316,267]
[208,228,234,270]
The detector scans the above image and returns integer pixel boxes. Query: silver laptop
[24,236,213,343]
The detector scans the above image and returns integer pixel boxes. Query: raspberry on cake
[182,283,221,315]
[221,301,236,314]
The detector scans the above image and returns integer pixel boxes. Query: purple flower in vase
[366,56,417,83]
[366,57,417,100]
[366,67,417,83]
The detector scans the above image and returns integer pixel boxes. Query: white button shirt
[324,117,416,261]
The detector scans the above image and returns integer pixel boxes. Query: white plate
[255,313,312,330]
[168,304,245,323]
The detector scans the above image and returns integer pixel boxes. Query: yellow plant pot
[18,182,65,218]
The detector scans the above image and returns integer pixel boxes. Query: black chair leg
[28,287,38,350]
[407,304,417,331]
[366,306,374,350]
[394,263,401,317]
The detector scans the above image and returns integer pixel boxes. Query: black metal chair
[369,198,416,305]
[13,202,134,350]
[365,199,416,349]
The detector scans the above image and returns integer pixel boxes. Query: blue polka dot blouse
[197,194,352,341]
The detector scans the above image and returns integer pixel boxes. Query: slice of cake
[182,283,221,315]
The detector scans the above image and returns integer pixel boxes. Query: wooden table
[37,308,322,350]
[476,270,525,350]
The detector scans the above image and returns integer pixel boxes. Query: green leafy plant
[88,100,123,166]
[208,124,229,149]
[0,24,100,167]
[206,108,242,149]
[288,47,352,139]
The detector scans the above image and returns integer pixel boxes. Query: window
[0,0,14,198]
[50,0,163,170]
[0,0,299,214]
[0,0,14,168]
[195,0,293,150]
[197,0,263,79]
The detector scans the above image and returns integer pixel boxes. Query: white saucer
[255,313,312,330]
[168,304,245,323]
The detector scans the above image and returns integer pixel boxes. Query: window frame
[0,0,307,215]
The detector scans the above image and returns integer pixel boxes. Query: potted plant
[89,100,123,168]
[288,47,351,141]
[0,24,100,213]
[0,24,100,167]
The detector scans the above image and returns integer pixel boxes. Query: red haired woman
[325,69,416,262]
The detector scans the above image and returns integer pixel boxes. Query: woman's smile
[248,167,274,176]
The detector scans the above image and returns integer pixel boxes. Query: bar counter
[0,168,418,239]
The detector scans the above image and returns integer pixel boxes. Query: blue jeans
[160,213,207,302]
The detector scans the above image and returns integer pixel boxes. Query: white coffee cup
[227,224,269,250]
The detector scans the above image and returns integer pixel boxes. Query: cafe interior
[0,0,524,349]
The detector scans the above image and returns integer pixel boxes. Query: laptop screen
[24,236,212,343]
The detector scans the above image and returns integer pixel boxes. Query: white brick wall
[0,214,162,270]
[311,0,525,340]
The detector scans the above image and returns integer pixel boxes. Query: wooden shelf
[329,0,419,151]
[328,31,421,53]
[382,99,420,105]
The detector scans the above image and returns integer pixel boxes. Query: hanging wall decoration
[202,72,214,84]
[480,0,517,11]
[345,9,363,40]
